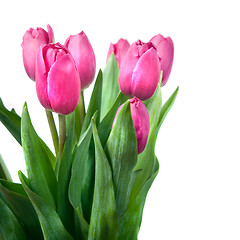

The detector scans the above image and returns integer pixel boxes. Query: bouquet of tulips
[0,24,178,240]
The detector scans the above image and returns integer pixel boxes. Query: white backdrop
[0,0,240,239]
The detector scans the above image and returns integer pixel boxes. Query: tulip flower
[65,31,96,89]
[118,40,161,101]
[106,38,130,67]
[150,34,174,86]
[35,43,80,115]
[114,97,150,154]
[21,24,54,81]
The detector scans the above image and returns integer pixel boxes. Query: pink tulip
[150,34,174,86]
[114,97,150,154]
[65,31,96,89]
[35,43,80,115]
[21,24,54,81]
[118,40,161,101]
[106,38,130,67]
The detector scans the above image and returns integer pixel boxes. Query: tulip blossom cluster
[0,23,177,240]
[21,25,96,115]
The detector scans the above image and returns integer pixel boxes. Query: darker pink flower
[118,40,161,101]
[35,43,80,115]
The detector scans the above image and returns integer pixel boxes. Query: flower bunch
[0,24,178,240]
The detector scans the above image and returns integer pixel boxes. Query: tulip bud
[118,40,161,101]
[65,31,96,89]
[35,43,80,115]
[106,38,130,67]
[150,34,174,86]
[114,97,150,154]
[21,24,54,81]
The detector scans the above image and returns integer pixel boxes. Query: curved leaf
[88,119,118,240]
[0,197,27,240]
[101,53,120,120]
[21,104,57,209]
[18,171,74,240]
[0,98,21,144]
[105,100,138,218]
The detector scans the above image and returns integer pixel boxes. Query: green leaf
[101,53,120,120]
[158,86,179,130]
[81,70,102,135]
[57,114,75,235]
[21,104,57,209]
[118,158,159,240]
[98,92,128,148]
[18,171,74,240]
[88,119,118,240]
[0,197,27,240]
[0,98,21,144]
[73,207,89,240]
[69,122,93,210]
[130,84,162,204]
[0,180,43,239]
[105,100,138,218]
[0,154,12,181]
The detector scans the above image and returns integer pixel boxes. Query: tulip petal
[131,48,160,100]
[35,45,52,110]
[65,32,96,89]
[118,44,139,96]
[47,24,54,43]
[47,54,80,115]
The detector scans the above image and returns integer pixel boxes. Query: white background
[0,0,240,239]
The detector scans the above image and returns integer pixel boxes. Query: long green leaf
[0,154,12,181]
[98,92,128,147]
[105,100,138,218]
[18,171,74,240]
[81,70,102,135]
[118,158,159,240]
[88,119,118,240]
[21,104,57,209]
[0,197,27,240]
[101,53,120,120]
[158,86,179,130]
[0,98,21,144]
[57,114,75,235]
[130,85,162,204]
[0,180,43,239]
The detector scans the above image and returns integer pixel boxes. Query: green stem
[45,110,59,155]
[58,114,66,164]
[79,91,86,130]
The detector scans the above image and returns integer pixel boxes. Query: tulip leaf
[101,53,120,120]
[130,85,162,204]
[105,100,138,218]
[57,114,75,235]
[118,157,159,240]
[0,154,12,181]
[0,98,21,145]
[88,119,118,240]
[98,92,128,147]
[81,70,102,135]
[0,180,43,239]
[0,197,27,240]
[158,86,179,130]
[18,171,74,240]
[21,103,57,210]
[73,207,89,240]
[69,121,93,210]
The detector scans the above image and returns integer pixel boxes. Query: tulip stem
[58,114,66,164]
[79,90,85,131]
[45,110,59,155]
